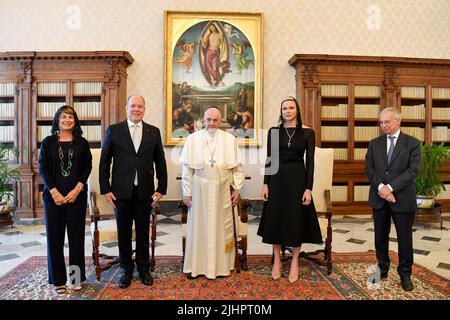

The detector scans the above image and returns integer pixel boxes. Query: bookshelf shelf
[321,118,349,122]
[290,54,450,214]
[321,96,348,99]
[432,120,450,124]
[354,119,379,122]
[0,51,133,218]
[431,98,450,101]
[73,94,102,98]
[354,96,380,100]
[400,119,426,123]
[400,97,426,101]
[80,117,102,121]
[36,94,66,98]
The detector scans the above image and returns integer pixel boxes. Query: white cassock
[180,129,244,279]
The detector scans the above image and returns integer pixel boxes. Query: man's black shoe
[186,273,199,279]
[400,276,414,291]
[380,273,388,280]
[119,272,133,289]
[139,272,154,286]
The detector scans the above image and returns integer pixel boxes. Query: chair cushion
[236,218,247,237]
[91,219,155,243]
[312,147,334,213]
[318,217,328,238]
[88,149,114,216]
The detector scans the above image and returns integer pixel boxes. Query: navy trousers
[114,186,152,274]
[44,196,86,286]
[373,202,415,278]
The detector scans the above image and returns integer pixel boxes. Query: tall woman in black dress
[39,105,92,294]
[257,97,322,283]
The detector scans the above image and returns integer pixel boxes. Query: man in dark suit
[365,107,421,291]
[99,95,167,288]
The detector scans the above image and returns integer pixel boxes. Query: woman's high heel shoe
[288,264,299,283]
[72,281,85,292]
[271,262,281,280]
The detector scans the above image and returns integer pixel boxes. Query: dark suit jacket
[365,131,421,212]
[99,120,168,200]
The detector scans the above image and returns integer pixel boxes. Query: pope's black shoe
[119,272,133,289]
[139,272,154,286]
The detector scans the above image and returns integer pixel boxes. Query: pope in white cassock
[180,107,245,279]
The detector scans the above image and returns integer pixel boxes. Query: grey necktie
[132,124,140,152]
[387,135,395,163]
[132,124,140,185]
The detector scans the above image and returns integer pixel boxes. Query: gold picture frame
[164,11,263,146]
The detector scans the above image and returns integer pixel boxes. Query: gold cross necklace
[206,134,217,167]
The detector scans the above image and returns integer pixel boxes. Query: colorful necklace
[57,132,74,177]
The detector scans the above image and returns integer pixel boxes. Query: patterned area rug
[0,252,448,300]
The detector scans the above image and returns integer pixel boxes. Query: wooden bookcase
[0,51,134,218]
[0,81,18,207]
[289,54,450,214]
[0,81,17,159]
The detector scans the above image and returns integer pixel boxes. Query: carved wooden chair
[177,178,252,271]
[280,147,334,275]
[88,149,160,281]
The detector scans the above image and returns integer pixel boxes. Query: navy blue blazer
[99,120,167,200]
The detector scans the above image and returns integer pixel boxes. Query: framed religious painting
[164,11,263,146]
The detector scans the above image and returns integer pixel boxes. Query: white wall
[1,0,449,198]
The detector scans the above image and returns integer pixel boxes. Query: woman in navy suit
[39,105,92,294]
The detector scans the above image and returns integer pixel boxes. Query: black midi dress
[257,126,323,247]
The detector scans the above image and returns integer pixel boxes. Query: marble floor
[1,213,450,280]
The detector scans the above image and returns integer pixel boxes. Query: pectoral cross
[209,158,216,167]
